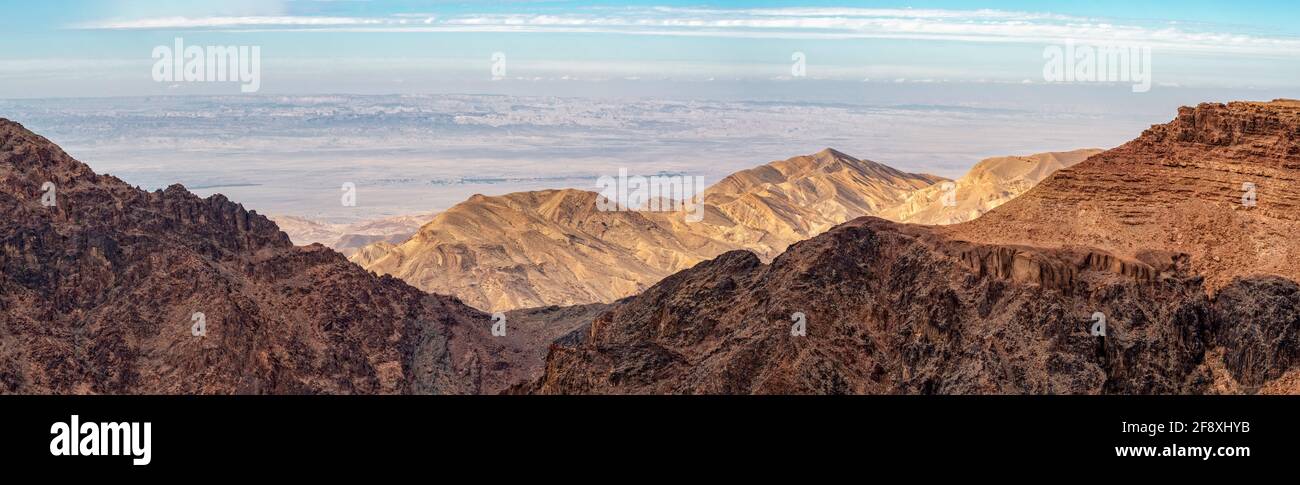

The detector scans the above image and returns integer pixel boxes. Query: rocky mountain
[354,149,945,312]
[879,149,1101,225]
[0,119,565,395]
[530,100,1300,395]
[946,100,1300,291]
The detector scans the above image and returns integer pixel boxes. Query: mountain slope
[530,101,1300,395]
[0,119,558,395]
[879,149,1101,225]
[682,148,944,259]
[351,188,736,313]
[355,149,945,312]
[947,100,1300,290]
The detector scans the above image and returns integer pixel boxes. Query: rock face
[0,118,556,395]
[354,149,945,312]
[948,101,1300,291]
[532,101,1300,395]
[880,149,1101,225]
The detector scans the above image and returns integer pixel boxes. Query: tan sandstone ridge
[529,100,1300,395]
[352,149,946,312]
[879,149,1101,225]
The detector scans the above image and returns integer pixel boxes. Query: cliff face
[0,118,522,394]
[532,101,1300,395]
[948,100,1300,291]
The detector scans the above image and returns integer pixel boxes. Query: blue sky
[0,0,1296,97]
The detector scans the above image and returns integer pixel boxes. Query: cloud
[75,6,1300,56]
[97,0,290,18]
[79,16,386,29]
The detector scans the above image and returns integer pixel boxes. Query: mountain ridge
[528,100,1300,395]
[880,149,1102,225]
[353,148,948,312]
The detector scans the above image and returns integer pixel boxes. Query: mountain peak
[708,148,938,197]
[812,147,852,160]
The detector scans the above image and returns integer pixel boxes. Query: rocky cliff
[948,100,1300,290]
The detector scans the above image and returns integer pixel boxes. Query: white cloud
[79,16,387,29]
[74,7,1300,57]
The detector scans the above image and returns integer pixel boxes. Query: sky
[0,1,1297,223]
[0,0,1297,98]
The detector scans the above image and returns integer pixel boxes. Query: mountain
[946,100,1300,291]
[0,119,566,395]
[269,212,431,257]
[879,149,1101,225]
[529,100,1300,395]
[350,188,742,313]
[354,149,945,312]
[693,148,945,256]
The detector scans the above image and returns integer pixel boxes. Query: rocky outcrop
[1212,277,1300,388]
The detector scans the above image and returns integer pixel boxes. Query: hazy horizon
[7,86,1280,223]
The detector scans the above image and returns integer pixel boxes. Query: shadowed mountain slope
[0,119,563,395]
